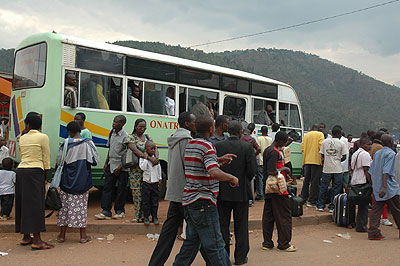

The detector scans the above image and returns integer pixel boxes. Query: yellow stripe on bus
[19,120,25,133]
[16,97,23,122]
[60,110,110,137]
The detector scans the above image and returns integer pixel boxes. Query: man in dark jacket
[215,120,257,265]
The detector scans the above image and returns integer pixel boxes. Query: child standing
[0,158,16,220]
[139,141,162,225]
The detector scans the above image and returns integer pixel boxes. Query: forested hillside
[1,41,399,135]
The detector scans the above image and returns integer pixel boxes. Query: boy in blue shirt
[368,134,400,240]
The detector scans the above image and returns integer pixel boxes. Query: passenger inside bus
[64,72,78,108]
[127,81,142,113]
[165,86,175,116]
[191,95,212,118]
[254,104,275,125]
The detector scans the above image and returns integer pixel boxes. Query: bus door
[220,92,251,123]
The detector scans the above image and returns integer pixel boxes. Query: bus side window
[64,70,79,108]
[127,80,143,113]
[79,72,122,111]
[143,81,175,116]
[179,87,187,114]
[223,96,246,121]
[289,105,301,128]
[279,103,289,126]
[253,99,276,125]
[187,88,218,119]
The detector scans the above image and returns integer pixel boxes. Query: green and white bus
[10,32,304,188]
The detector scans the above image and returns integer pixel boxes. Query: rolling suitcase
[289,194,303,217]
[333,193,349,226]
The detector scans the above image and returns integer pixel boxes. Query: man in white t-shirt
[165,86,175,116]
[348,137,372,232]
[316,126,348,212]
[0,137,9,167]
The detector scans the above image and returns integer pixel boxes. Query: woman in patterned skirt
[124,119,159,222]
[56,121,99,243]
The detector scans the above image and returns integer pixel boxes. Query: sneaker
[316,207,324,212]
[369,236,385,240]
[112,212,126,219]
[152,218,160,225]
[94,213,111,220]
[144,218,150,225]
[280,245,297,252]
[0,215,8,221]
[380,219,393,226]
[329,209,334,213]
[306,202,316,207]
[262,246,273,250]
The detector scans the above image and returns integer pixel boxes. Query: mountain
[1,42,399,135]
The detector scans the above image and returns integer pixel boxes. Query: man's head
[2,157,13,170]
[65,73,77,87]
[247,123,255,133]
[195,115,215,137]
[311,124,319,131]
[360,137,372,152]
[74,112,86,128]
[319,123,326,131]
[380,128,390,134]
[112,115,126,131]
[274,131,289,148]
[381,134,393,147]
[367,130,376,140]
[178,112,196,133]
[145,140,156,156]
[261,126,268,136]
[347,134,353,142]
[25,113,42,130]
[67,121,81,138]
[375,130,385,141]
[272,123,280,132]
[266,105,273,114]
[215,115,229,133]
[167,86,175,99]
[332,126,342,138]
[228,120,242,137]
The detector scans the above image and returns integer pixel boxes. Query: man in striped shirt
[173,116,239,266]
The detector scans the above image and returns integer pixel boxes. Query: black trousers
[0,194,14,217]
[142,182,159,219]
[101,166,129,215]
[148,201,210,266]
[300,164,322,204]
[348,199,369,232]
[218,200,249,263]
[262,195,292,250]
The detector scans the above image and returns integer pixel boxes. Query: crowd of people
[1,111,400,265]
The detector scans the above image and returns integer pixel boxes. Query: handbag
[121,145,139,168]
[348,183,372,203]
[45,139,68,217]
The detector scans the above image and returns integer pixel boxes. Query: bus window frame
[61,67,126,114]
[221,91,251,122]
[12,42,48,91]
[180,84,220,115]
[126,75,179,118]
[251,95,278,125]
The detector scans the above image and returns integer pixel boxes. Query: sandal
[79,236,92,244]
[56,236,65,243]
[20,238,33,246]
[31,242,55,250]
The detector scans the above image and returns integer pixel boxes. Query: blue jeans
[255,165,264,200]
[317,173,343,210]
[173,200,231,266]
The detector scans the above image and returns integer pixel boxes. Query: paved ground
[0,223,399,266]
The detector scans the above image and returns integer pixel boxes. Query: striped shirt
[182,138,220,206]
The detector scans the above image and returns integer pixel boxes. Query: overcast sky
[1,0,399,86]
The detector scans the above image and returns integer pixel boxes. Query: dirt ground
[1,223,399,266]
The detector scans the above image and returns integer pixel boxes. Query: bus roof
[60,34,289,87]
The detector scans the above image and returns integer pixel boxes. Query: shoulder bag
[347,151,372,203]
[45,139,68,217]
[121,134,146,168]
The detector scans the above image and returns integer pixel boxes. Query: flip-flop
[31,242,55,250]
[79,236,92,244]
[56,237,65,243]
[20,239,33,246]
